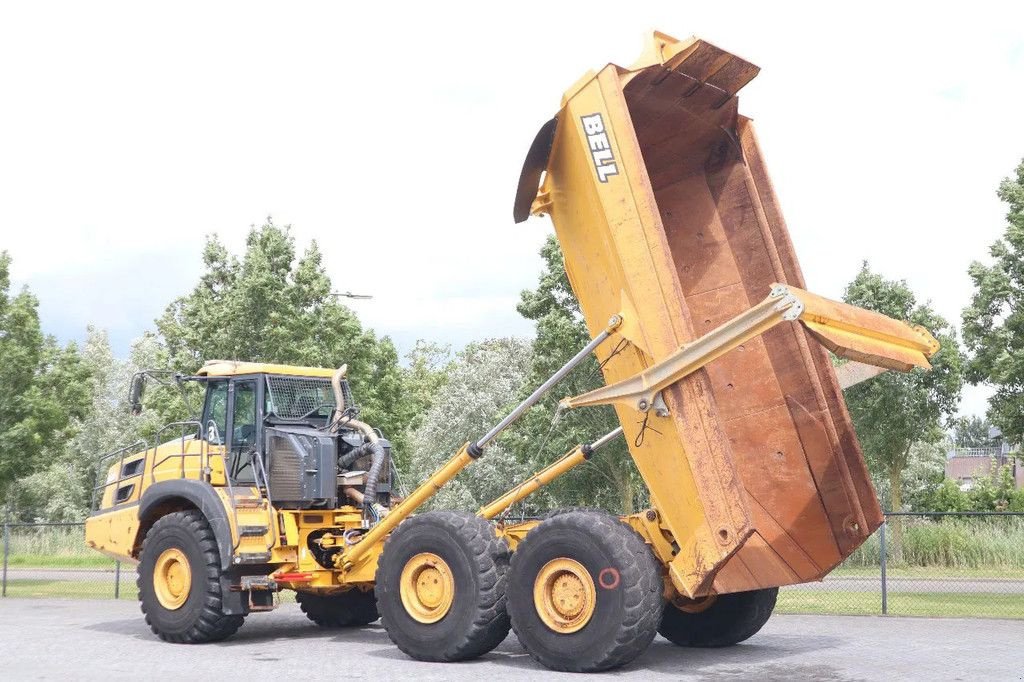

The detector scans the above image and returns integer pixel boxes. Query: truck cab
[85,361,392,629]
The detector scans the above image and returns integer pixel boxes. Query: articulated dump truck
[85,32,939,672]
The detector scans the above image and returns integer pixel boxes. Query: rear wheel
[507,510,663,672]
[658,587,778,647]
[375,511,510,662]
[296,589,379,627]
[138,510,244,643]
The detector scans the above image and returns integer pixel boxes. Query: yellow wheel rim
[533,558,596,634]
[399,552,455,624]
[153,547,192,610]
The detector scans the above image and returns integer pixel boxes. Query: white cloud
[2,1,1022,418]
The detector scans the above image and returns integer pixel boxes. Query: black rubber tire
[507,510,664,672]
[658,587,778,647]
[375,511,510,662]
[296,589,379,627]
[137,510,245,643]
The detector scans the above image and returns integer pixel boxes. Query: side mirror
[128,374,146,415]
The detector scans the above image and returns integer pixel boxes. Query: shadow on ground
[85,607,847,678]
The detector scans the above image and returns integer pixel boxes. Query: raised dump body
[515,32,928,597]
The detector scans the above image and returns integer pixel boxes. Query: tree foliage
[920,464,1024,513]
[510,235,642,514]
[0,252,91,505]
[842,263,964,512]
[156,220,406,446]
[952,415,994,448]
[10,330,187,521]
[391,341,453,471]
[406,338,532,510]
[962,159,1024,442]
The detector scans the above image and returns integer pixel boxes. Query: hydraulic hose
[330,364,389,514]
[360,439,387,514]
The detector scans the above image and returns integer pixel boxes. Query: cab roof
[197,360,337,379]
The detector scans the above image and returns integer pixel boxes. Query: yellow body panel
[524,32,925,597]
[540,62,747,597]
[85,504,142,563]
[197,360,336,378]
[93,436,226,511]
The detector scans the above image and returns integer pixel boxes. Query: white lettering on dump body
[580,113,619,183]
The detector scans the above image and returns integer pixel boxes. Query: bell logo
[581,113,619,182]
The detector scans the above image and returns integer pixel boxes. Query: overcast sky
[2,2,1022,417]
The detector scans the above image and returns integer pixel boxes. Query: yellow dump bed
[517,33,924,597]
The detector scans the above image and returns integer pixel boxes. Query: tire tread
[375,510,510,661]
[137,510,244,643]
[509,509,663,672]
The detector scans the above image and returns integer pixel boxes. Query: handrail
[91,440,147,510]
[250,451,277,553]
[93,418,277,566]
[146,421,204,488]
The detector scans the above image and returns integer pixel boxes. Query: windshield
[265,375,353,421]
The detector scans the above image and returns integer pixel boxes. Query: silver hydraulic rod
[588,426,625,451]
[473,315,621,451]
[477,426,624,519]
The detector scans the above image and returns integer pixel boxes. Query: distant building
[945,427,1024,490]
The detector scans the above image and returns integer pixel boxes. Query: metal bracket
[562,285,801,413]
[771,284,804,321]
[560,282,939,414]
[652,392,670,417]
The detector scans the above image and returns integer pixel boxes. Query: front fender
[139,480,235,571]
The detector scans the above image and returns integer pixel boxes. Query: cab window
[203,381,229,444]
[231,380,257,451]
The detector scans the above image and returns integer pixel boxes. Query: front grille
[266,431,306,501]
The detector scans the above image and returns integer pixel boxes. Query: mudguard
[139,479,235,572]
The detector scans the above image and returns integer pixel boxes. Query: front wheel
[507,510,664,672]
[137,510,244,643]
[658,587,778,647]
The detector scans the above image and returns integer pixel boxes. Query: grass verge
[777,590,1024,619]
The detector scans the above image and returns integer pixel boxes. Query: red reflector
[274,572,313,582]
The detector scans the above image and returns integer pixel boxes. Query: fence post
[114,561,121,599]
[879,518,888,615]
[1,520,9,598]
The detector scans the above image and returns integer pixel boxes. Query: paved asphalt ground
[10,568,1024,593]
[0,599,1021,680]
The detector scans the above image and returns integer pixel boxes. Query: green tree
[511,235,642,514]
[877,441,949,512]
[921,478,970,513]
[952,415,993,448]
[962,159,1024,442]
[392,341,453,472]
[967,461,1019,512]
[156,220,407,447]
[13,328,133,520]
[14,330,210,521]
[406,338,532,510]
[843,263,963,515]
[0,252,91,505]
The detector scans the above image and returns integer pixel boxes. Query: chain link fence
[778,512,1024,619]
[3,513,1022,619]
[0,522,134,600]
